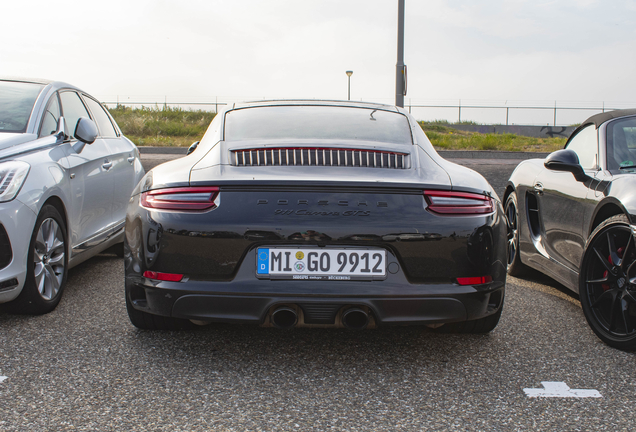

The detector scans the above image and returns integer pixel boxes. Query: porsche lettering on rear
[274,209,371,216]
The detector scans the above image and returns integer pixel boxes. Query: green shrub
[109,106,216,139]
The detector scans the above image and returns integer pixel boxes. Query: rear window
[0,81,44,133]
[224,106,412,145]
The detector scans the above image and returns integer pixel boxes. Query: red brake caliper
[602,247,625,291]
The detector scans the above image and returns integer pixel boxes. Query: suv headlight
[0,161,30,203]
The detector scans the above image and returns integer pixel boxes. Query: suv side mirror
[75,117,98,144]
[544,149,588,182]
[187,141,200,155]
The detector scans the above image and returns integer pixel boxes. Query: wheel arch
[588,198,629,237]
[41,195,69,233]
[503,183,516,204]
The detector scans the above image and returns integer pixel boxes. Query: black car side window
[39,92,61,137]
[565,124,598,170]
[59,91,91,139]
[606,117,636,171]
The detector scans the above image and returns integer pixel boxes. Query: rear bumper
[124,187,508,326]
[126,277,505,326]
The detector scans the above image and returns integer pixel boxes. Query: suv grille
[0,224,12,269]
[232,148,410,169]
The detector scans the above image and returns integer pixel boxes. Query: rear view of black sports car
[124,101,507,332]
[505,109,636,350]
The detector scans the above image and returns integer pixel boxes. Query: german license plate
[256,248,386,280]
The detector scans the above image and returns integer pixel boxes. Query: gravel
[1,155,633,431]
[1,256,635,431]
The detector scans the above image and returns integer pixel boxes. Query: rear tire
[10,205,68,314]
[125,290,193,330]
[504,191,527,276]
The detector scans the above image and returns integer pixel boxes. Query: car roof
[567,108,636,142]
[583,109,636,128]
[0,77,82,92]
[231,99,401,112]
[0,76,54,85]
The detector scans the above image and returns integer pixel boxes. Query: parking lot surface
[1,153,634,431]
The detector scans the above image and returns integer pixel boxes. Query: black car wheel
[580,214,636,351]
[504,192,525,276]
[11,205,68,314]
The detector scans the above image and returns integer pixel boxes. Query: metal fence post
[506,107,509,126]
[395,0,405,108]
[553,101,557,126]
[458,99,461,123]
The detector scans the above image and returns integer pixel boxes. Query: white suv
[0,78,144,314]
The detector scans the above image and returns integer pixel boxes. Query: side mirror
[74,117,98,144]
[187,141,200,155]
[544,149,587,182]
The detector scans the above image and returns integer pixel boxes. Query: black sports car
[505,109,636,350]
[124,100,507,332]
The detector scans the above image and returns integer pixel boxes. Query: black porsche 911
[505,109,636,350]
[124,100,507,332]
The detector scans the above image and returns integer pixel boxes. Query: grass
[419,121,566,152]
[107,107,566,152]
[109,106,216,147]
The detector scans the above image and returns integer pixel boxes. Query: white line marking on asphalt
[523,381,602,398]
[0,376,7,383]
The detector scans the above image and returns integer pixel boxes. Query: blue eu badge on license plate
[257,248,270,274]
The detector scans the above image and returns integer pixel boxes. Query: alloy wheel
[33,218,66,301]
[505,197,518,268]
[582,223,636,341]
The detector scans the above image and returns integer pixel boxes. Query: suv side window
[59,91,91,139]
[83,96,118,138]
[39,92,61,137]
[565,124,598,170]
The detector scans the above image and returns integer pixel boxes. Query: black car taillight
[141,187,219,211]
[424,190,494,215]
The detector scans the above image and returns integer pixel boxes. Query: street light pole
[346,70,353,100]
[395,0,406,107]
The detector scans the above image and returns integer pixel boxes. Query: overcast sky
[2,0,634,124]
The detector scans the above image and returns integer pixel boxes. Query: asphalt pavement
[1,150,634,431]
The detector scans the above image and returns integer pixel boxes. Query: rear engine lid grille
[232,148,410,169]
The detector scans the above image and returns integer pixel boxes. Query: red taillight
[141,187,219,211]
[143,271,184,282]
[424,190,494,215]
[456,276,493,286]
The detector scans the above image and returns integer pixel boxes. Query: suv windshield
[0,81,44,133]
[224,105,412,145]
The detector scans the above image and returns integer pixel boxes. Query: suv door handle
[102,161,113,170]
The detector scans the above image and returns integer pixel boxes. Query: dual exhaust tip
[270,306,370,330]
